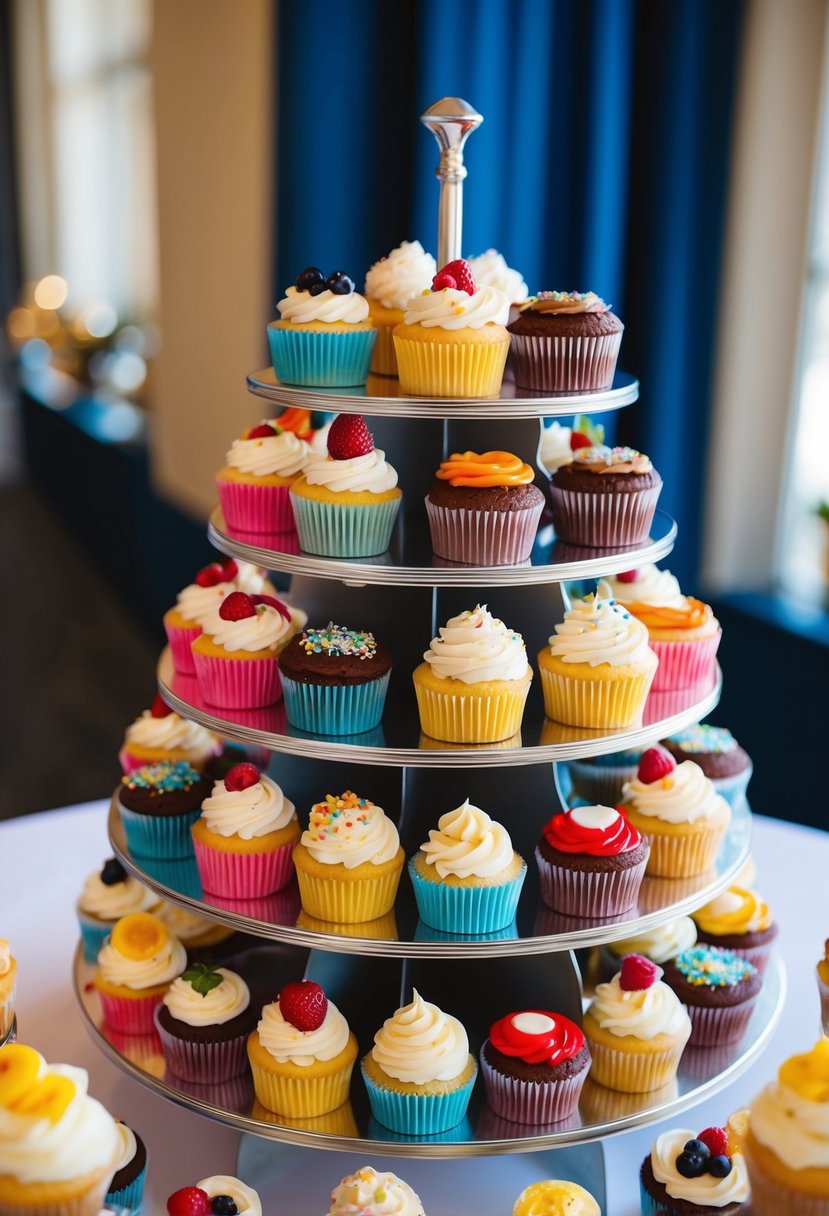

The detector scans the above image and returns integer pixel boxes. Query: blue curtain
[276,0,744,586]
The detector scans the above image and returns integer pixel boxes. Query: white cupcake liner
[510,331,622,392]
[424,498,543,565]
[550,482,662,547]
[478,1048,588,1124]
[684,995,759,1047]
[534,847,647,918]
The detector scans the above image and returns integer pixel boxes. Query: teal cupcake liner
[711,762,753,809]
[78,915,112,962]
[367,1114,474,1144]
[408,858,526,934]
[361,1061,477,1134]
[291,492,401,557]
[139,854,203,900]
[639,1174,666,1216]
[106,1165,147,1212]
[267,324,376,387]
[118,804,201,861]
[281,671,390,735]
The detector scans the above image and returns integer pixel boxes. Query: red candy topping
[167,1188,210,1216]
[570,431,592,451]
[224,763,260,792]
[542,805,641,856]
[279,980,328,1031]
[619,954,659,991]
[490,1010,585,1067]
[698,1127,730,1157]
[247,423,278,439]
[616,568,640,583]
[327,413,374,460]
[252,593,293,621]
[194,562,224,588]
[149,693,172,718]
[637,745,676,785]
[432,258,475,295]
[218,591,256,621]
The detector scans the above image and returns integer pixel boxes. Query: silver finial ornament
[421,98,483,267]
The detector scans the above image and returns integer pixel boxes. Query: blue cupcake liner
[281,671,390,735]
[106,1164,147,1212]
[267,325,376,387]
[118,803,201,861]
[361,1061,477,1135]
[139,853,203,900]
[78,915,112,962]
[711,762,753,809]
[638,1175,666,1215]
[291,492,400,557]
[408,857,526,934]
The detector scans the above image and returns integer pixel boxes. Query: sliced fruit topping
[326,270,354,295]
[615,568,639,584]
[295,267,325,293]
[637,745,676,785]
[252,593,292,621]
[570,431,592,451]
[0,1044,43,1107]
[433,258,475,294]
[167,1187,211,1216]
[111,912,169,962]
[279,980,328,1031]
[195,563,225,588]
[327,413,374,460]
[218,592,256,621]
[100,857,127,886]
[211,1198,239,1215]
[726,1109,749,1154]
[224,762,261,792]
[9,1071,75,1123]
[618,953,659,992]
[150,693,173,718]
[698,1126,729,1157]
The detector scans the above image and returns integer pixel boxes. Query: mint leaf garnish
[182,961,223,997]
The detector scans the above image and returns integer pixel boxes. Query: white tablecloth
[2,801,824,1214]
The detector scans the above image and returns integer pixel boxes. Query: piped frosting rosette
[364,240,436,376]
[361,990,477,1134]
[606,915,698,965]
[154,965,255,1084]
[643,1126,750,1213]
[466,249,529,302]
[535,804,649,919]
[76,860,158,962]
[480,1009,590,1125]
[408,799,527,935]
[328,1166,425,1216]
[268,274,376,388]
[164,560,276,672]
[195,1176,262,1216]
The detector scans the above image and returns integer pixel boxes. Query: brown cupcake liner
[509,331,622,392]
[154,1007,250,1082]
[534,847,647,918]
[683,995,759,1047]
[479,1049,588,1124]
[549,482,662,547]
[425,498,543,565]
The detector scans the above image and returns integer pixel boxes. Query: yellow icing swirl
[693,886,773,937]
[779,1038,829,1103]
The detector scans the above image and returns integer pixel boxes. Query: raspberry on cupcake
[508,289,624,392]
[534,803,649,918]
[192,590,298,710]
[216,422,311,535]
[480,1008,590,1124]
[549,444,662,548]
[167,1177,262,1215]
[640,1122,749,1214]
[278,624,392,735]
[268,266,376,387]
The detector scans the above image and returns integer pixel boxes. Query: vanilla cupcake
[163,559,276,672]
[408,799,526,934]
[168,1176,262,1215]
[0,940,16,1041]
[76,858,158,962]
[364,240,436,375]
[192,591,297,710]
[118,698,222,774]
[94,912,187,1035]
[466,249,529,314]
[640,1123,750,1214]
[216,423,311,535]
[268,268,376,387]
[328,1166,425,1215]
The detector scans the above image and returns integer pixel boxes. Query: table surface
[3,800,823,1215]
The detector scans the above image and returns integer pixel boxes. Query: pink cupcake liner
[550,481,662,547]
[684,995,759,1047]
[534,848,648,918]
[154,1008,250,1082]
[99,990,164,1036]
[425,498,544,565]
[649,631,722,691]
[205,883,301,924]
[193,838,297,898]
[192,650,282,709]
[216,476,296,534]
[479,1048,588,1124]
[164,619,201,675]
[510,331,623,392]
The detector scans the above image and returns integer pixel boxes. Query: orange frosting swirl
[435,450,534,488]
[629,597,711,631]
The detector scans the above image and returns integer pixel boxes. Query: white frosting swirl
[301,797,400,869]
[309,421,332,454]
[197,1176,261,1216]
[302,448,398,494]
[329,1167,425,1216]
[419,799,515,879]
[607,916,698,963]
[423,604,530,684]
[225,429,309,478]
[256,999,350,1066]
[113,1121,137,1171]
[174,564,272,626]
[201,603,292,653]
[751,1079,829,1170]
[0,942,11,977]
[466,249,528,301]
[277,285,369,324]
[402,283,509,329]
[371,990,470,1084]
[163,968,250,1026]
[365,241,436,310]
[78,870,157,919]
[97,932,186,991]
[200,773,296,839]
[548,588,652,667]
[604,565,686,609]
[540,422,574,474]
[0,1056,119,1184]
[588,972,691,1040]
[651,1129,749,1205]
[124,711,220,757]
[623,761,731,825]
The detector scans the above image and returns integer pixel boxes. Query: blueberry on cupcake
[268,266,376,388]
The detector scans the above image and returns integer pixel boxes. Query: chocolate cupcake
[639,1122,749,1215]
[155,961,259,1082]
[550,445,662,547]
[480,1009,590,1125]
[662,726,752,808]
[508,291,623,391]
[692,886,778,974]
[105,1121,148,1212]
[118,762,211,859]
[278,623,392,735]
[662,946,762,1046]
[535,805,649,918]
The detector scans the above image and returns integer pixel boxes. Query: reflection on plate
[252,1099,360,1136]
[418,732,522,751]
[296,909,399,941]
[414,920,519,944]
[205,884,302,926]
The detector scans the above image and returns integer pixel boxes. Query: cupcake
[692,887,777,973]
[539,416,605,476]
[118,695,222,774]
[393,258,510,398]
[549,445,662,548]
[413,604,533,744]
[154,901,236,960]
[466,249,529,318]
[155,960,257,1082]
[289,414,402,557]
[0,940,16,1041]
[565,746,645,806]
[819,943,829,1035]
[0,1043,120,1216]
[364,240,437,375]
[582,954,692,1093]
[537,586,658,728]
[76,858,158,961]
[293,791,404,923]
[425,450,545,565]
[640,1122,749,1214]
[163,559,276,674]
[191,762,300,898]
[192,591,297,710]
[279,624,392,735]
[662,946,761,1046]
[118,762,211,860]
[744,1038,829,1216]
[247,979,358,1117]
[535,804,649,918]
[327,1167,425,1215]
[604,566,722,691]
[361,989,477,1134]
[105,1120,148,1213]
[480,1008,590,1124]
[268,267,376,387]
[662,725,752,807]
[512,1181,600,1216]
[94,912,186,1035]
[167,1177,262,1216]
[216,420,311,535]
[408,798,526,934]
[508,290,624,392]
[621,746,731,878]
[604,916,698,972]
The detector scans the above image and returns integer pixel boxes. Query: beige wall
[150,0,274,517]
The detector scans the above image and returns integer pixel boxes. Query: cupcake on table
[119,694,222,774]
[662,724,751,807]
[692,885,778,973]
[268,266,376,387]
[76,857,158,961]
[364,239,436,375]
[661,946,761,1046]
[94,911,186,1035]
[508,289,624,392]
[480,1007,590,1124]
[640,1118,750,1214]
[466,248,529,323]
[167,1176,262,1215]
[192,590,297,710]
[535,803,649,918]
[512,1180,600,1216]
[155,959,258,1083]
[216,419,312,535]
[327,1167,425,1216]
[105,1119,148,1213]
[0,939,15,1041]
[549,444,662,548]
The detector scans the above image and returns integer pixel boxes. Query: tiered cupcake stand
[73,101,784,1212]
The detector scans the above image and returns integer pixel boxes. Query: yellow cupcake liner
[626,815,729,878]
[584,1033,688,1093]
[538,663,655,728]
[414,675,531,745]
[252,1097,360,1136]
[370,323,399,376]
[393,334,509,398]
[247,1035,357,1118]
[294,862,403,924]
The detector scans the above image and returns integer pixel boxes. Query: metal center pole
[420,97,483,267]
